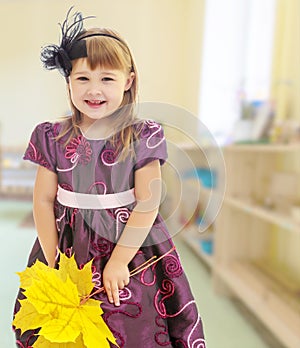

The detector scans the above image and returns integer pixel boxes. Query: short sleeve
[134,120,168,170]
[23,122,58,173]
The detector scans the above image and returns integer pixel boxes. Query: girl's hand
[102,259,130,306]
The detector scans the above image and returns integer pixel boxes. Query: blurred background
[1,0,299,347]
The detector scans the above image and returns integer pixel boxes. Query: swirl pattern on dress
[144,120,166,149]
[154,316,171,346]
[25,141,51,169]
[104,301,142,348]
[88,181,107,195]
[162,255,183,278]
[91,265,102,289]
[119,287,132,301]
[100,149,118,166]
[115,208,131,240]
[91,236,113,259]
[188,315,206,348]
[154,279,175,318]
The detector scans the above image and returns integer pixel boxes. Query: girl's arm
[33,165,58,268]
[102,159,162,306]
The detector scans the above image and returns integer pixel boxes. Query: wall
[0,0,205,147]
[271,0,300,122]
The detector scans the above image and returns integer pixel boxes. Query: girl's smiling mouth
[85,100,107,107]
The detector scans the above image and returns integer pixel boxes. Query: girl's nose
[87,81,103,96]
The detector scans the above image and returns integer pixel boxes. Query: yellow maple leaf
[57,254,94,297]
[34,333,85,347]
[13,299,50,334]
[13,252,118,348]
[17,260,50,289]
[75,299,116,348]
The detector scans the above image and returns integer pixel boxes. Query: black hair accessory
[40,7,93,77]
[41,7,128,77]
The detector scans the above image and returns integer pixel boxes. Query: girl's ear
[124,72,135,91]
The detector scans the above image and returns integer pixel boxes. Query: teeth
[88,100,104,104]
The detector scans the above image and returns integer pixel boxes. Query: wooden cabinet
[182,144,300,348]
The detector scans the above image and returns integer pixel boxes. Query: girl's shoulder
[132,119,165,140]
[32,117,72,143]
[24,119,69,171]
[132,119,167,169]
[33,120,62,136]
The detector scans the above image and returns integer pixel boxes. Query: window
[198,0,276,145]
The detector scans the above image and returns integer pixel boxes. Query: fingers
[104,279,130,307]
[102,262,130,306]
[123,278,130,287]
[122,275,130,288]
[107,286,120,307]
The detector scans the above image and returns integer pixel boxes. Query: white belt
[57,185,136,209]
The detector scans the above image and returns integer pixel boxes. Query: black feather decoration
[40,7,95,77]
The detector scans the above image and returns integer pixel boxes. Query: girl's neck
[80,115,114,140]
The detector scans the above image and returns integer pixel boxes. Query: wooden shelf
[224,196,300,232]
[182,233,214,268]
[224,143,300,153]
[215,262,300,348]
[178,139,300,348]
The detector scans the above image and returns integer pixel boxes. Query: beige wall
[271,0,300,122]
[0,0,205,147]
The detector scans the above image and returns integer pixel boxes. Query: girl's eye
[102,77,114,82]
[77,76,89,81]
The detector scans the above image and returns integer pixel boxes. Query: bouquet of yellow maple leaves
[13,253,118,348]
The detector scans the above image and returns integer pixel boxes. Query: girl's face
[69,58,135,125]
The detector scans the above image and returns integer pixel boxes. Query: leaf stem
[79,246,176,305]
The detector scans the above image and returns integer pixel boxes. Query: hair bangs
[86,37,129,72]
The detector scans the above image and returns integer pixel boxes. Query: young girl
[14,8,206,348]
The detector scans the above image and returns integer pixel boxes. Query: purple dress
[14,119,206,348]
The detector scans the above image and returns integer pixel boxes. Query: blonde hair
[57,28,140,160]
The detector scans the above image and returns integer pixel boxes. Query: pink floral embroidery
[65,135,92,165]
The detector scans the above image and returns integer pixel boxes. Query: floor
[0,199,285,348]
